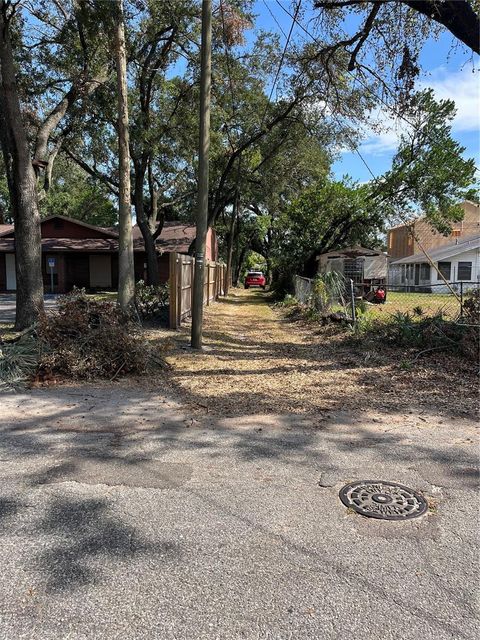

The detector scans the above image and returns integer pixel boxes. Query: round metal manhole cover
[339,480,428,520]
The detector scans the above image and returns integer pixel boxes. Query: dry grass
[161,289,478,419]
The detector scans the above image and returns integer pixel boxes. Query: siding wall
[0,253,5,290]
[389,248,480,291]
[387,202,480,260]
[40,218,113,239]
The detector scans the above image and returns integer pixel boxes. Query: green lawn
[86,291,118,302]
[367,291,461,319]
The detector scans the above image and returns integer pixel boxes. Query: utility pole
[191,0,212,349]
[114,0,135,311]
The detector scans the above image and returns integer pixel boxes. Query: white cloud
[423,66,480,132]
[357,65,479,156]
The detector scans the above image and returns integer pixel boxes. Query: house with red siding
[0,215,218,293]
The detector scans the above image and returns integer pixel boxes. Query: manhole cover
[339,480,428,520]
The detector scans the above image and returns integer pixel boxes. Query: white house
[389,235,480,292]
[316,246,388,285]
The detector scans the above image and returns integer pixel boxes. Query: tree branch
[63,147,119,196]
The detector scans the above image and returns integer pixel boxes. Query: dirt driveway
[0,290,478,639]
[164,288,477,419]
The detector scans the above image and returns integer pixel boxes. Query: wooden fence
[168,252,226,329]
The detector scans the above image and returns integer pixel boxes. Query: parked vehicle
[245,271,266,289]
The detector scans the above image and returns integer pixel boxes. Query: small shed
[316,245,388,286]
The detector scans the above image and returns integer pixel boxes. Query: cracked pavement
[0,385,478,639]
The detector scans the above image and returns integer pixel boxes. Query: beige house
[386,201,480,260]
[316,246,388,285]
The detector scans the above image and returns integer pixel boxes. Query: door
[89,254,112,288]
[5,254,16,290]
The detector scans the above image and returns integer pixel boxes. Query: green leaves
[273,177,384,286]
[373,89,478,234]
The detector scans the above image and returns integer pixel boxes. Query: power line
[273,0,480,173]
[219,0,237,120]
[262,0,288,39]
[261,0,302,126]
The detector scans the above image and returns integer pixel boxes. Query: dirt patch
[159,289,478,419]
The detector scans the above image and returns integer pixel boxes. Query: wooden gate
[168,252,226,328]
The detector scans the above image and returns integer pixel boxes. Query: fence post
[169,252,178,329]
[177,255,183,327]
[190,257,195,315]
[350,278,356,324]
[460,281,464,318]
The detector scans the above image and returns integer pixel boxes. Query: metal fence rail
[374,282,479,322]
[293,275,479,326]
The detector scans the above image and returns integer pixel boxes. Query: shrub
[0,332,40,390]
[462,289,480,323]
[135,280,169,320]
[353,310,479,361]
[312,272,347,313]
[37,289,163,380]
[280,294,298,307]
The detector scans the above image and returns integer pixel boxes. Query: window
[343,259,364,284]
[457,261,472,281]
[437,262,451,281]
[420,263,430,280]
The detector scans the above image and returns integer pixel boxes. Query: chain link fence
[293,276,314,305]
[294,275,355,320]
[359,282,479,324]
[294,275,480,326]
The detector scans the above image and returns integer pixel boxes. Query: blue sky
[251,1,479,184]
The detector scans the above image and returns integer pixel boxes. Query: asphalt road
[0,385,478,640]
[0,295,59,324]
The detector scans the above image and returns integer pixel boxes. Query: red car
[245,271,266,289]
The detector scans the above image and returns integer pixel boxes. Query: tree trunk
[234,245,248,287]
[133,162,161,286]
[265,257,272,284]
[114,0,135,311]
[0,2,44,330]
[224,191,238,295]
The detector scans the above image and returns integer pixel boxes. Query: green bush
[312,272,347,313]
[0,333,40,390]
[353,310,479,361]
[280,294,298,307]
[462,289,480,323]
[135,280,169,320]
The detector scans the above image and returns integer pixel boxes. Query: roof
[41,214,119,238]
[0,237,125,252]
[316,245,386,260]
[391,235,480,265]
[133,222,196,253]
[0,220,198,254]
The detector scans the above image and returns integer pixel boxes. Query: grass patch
[367,292,460,320]
[86,291,118,302]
